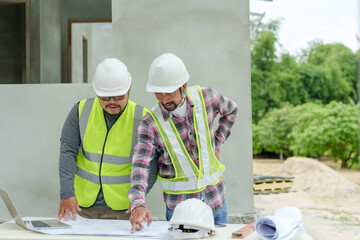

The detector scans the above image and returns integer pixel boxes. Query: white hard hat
[146,53,189,93]
[168,198,216,239]
[92,58,132,96]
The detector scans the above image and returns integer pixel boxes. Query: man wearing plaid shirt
[129,53,238,233]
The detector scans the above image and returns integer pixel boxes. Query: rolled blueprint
[254,207,306,240]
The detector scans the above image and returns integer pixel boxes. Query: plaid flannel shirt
[129,86,238,212]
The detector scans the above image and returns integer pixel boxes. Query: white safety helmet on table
[168,198,216,239]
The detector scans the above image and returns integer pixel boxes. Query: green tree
[251,20,279,72]
[300,42,357,103]
[251,20,308,123]
[252,103,296,159]
[251,20,287,122]
[251,20,360,168]
[298,64,333,103]
[253,102,360,168]
[277,53,308,105]
[290,102,360,168]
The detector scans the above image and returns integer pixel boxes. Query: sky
[250,0,359,55]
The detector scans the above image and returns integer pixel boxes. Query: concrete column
[39,0,61,83]
[29,0,61,84]
[112,0,253,216]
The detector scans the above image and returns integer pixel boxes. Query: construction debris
[232,221,255,239]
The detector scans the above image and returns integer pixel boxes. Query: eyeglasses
[98,95,125,101]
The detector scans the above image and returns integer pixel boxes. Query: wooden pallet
[253,175,294,194]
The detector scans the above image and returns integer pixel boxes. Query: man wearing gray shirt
[57,58,147,221]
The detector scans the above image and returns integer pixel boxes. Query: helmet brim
[169,221,217,232]
[93,79,131,97]
[146,76,189,93]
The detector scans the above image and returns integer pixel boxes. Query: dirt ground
[253,157,360,240]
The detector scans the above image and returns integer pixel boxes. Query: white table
[0,221,260,240]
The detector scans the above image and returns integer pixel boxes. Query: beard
[105,103,122,114]
[161,101,178,111]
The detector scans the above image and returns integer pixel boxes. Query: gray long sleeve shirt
[59,101,158,209]
[59,102,123,208]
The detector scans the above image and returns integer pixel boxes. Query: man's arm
[58,103,81,221]
[203,87,238,152]
[128,114,159,232]
[146,151,160,195]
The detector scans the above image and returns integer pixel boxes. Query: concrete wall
[71,23,112,83]
[0,84,94,218]
[112,0,254,216]
[0,0,253,219]
[71,23,91,83]
[1,0,110,84]
[60,0,111,83]
[29,0,61,84]
[89,23,113,79]
[29,0,40,83]
[0,4,26,84]
[39,0,61,83]
[0,0,109,84]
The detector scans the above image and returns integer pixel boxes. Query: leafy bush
[290,102,360,168]
[253,102,360,168]
[252,104,295,159]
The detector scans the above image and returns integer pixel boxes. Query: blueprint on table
[28,215,171,238]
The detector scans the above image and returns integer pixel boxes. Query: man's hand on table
[129,206,152,233]
[58,197,81,221]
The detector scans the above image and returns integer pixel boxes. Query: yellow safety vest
[149,85,225,194]
[74,98,144,210]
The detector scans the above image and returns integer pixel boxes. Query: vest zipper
[99,116,115,200]
[99,130,109,188]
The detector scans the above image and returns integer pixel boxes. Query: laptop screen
[0,189,70,230]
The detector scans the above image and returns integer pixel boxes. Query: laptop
[0,189,71,230]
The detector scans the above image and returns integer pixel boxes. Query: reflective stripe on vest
[150,85,225,194]
[74,98,143,209]
[78,98,143,166]
[76,167,131,185]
